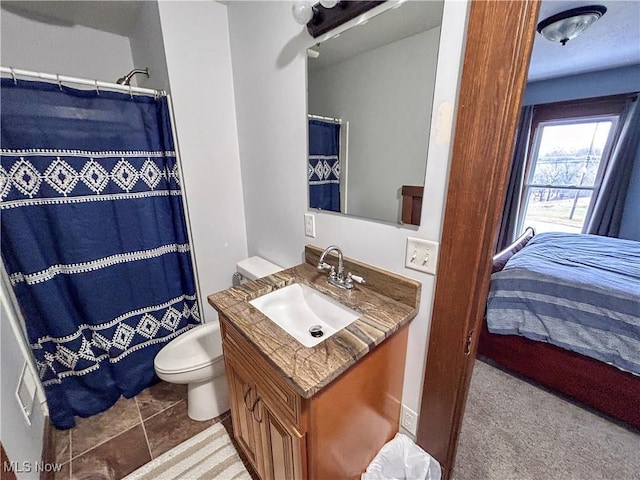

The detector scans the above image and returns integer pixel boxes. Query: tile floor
[52,381,258,480]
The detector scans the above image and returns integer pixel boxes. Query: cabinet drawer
[221,317,303,430]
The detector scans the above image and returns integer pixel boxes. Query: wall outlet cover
[405,237,439,275]
[304,213,316,238]
[400,404,418,436]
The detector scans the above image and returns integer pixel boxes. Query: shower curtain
[308,119,341,212]
[0,78,200,429]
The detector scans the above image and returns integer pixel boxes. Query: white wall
[308,27,440,223]
[0,7,134,82]
[158,1,248,324]
[129,1,171,92]
[1,279,47,480]
[228,0,469,418]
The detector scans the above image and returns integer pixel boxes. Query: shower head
[116,67,149,86]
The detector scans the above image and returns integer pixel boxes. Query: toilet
[154,256,283,421]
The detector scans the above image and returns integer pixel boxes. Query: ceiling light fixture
[536,5,607,46]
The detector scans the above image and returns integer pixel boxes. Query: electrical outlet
[405,237,439,275]
[304,213,316,238]
[400,404,418,436]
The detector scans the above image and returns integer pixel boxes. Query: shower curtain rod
[0,66,165,97]
[308,113,342,124]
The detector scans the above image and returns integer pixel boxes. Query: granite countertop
[207,260,419,399]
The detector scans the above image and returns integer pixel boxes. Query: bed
[479,229,640,429]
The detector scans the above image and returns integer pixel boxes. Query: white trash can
[362,433,441,480]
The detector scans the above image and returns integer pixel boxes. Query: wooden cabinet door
[256,395,305,480]
[227,360,262,474]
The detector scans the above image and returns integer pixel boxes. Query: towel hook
[10,67,17,84]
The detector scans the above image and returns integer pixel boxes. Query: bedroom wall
[522,64,640,106]
[619,146,640,241]
[307,27,440,223]
[227,0,469,421]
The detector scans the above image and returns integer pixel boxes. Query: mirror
[306,0,444,225]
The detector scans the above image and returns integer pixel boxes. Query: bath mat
[123,422,252,480]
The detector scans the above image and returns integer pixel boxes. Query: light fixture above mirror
[292,1,386,37]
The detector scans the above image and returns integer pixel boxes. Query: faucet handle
[317,261,332,271]
[346,272,366,285]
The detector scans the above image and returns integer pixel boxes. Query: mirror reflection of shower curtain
[308,118,341,212]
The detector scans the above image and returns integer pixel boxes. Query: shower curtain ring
[95,80,100,95]
[129,85,133,99]
[10,68,17,84]
[57,74,63,90]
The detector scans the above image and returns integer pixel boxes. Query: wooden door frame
[416,1,540,478]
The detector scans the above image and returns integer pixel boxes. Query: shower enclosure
[0,67,201,429]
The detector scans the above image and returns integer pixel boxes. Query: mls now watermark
[4,461,63,473]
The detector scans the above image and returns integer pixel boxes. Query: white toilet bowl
[154,256,283,421]
[154,322,228,421]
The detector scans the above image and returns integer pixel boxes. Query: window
[517,96,627,235]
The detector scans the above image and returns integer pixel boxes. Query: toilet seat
[154,322,223,376]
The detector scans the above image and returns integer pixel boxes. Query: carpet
[124,422,252,480]
[453,360,640,480]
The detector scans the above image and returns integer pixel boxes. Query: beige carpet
[453,360,640,480]
[124,422,251,480]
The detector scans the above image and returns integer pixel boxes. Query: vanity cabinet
[219,313,408,480]
[221,317,306,480]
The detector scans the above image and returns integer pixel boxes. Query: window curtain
[308,119,341,212]
[496,105,534,251]
[586,98,640,237]
[0,79,200,429]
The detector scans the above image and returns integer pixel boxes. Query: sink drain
[309,325,324,338]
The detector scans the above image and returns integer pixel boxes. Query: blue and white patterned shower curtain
[0,79,200,429]
[308,119,341,212]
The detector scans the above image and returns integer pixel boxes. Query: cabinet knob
[243,385,252,410]
[251,396,263,423]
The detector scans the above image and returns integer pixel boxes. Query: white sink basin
[249,283,360,347]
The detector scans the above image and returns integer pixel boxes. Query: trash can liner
[362,433,441,480]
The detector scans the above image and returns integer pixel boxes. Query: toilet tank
[236,256,283,282]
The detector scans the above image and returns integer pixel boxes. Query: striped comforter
[486,232,640,376]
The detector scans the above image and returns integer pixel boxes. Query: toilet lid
[154,323,222,374]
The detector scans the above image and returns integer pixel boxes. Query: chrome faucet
[317,245,365,290]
